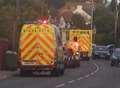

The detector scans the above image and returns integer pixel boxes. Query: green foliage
[0,0,120,47]
[95,33,114,45]
[94,6,114,32]
[94,5,117,45]
[109,0,117,12]
[0,1,16,38]
[71,14,86,29]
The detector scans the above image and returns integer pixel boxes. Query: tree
[71,14,86,29]
[93,3,115,44]
[110,0,117,12]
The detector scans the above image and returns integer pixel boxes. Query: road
[0,60,120,88]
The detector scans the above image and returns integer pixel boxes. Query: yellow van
[18,22,64,76]
[62,29,92,61]
[69,30,92,57]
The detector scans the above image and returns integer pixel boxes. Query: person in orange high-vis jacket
[66,36,81,55]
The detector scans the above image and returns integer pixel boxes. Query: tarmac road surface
[0,59,120,88]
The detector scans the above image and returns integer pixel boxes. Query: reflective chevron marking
[19,24,56,65]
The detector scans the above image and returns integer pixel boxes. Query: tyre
[73,55,80,67]
[92,55,96,60]
[65,56,72,68]
[20,69,32,76]
[77,62,80,67]
[111,61,115,66]
[115,61,119,66]
[75,59,80,67]
[87,57,90,61]
[84,57,90,61]
[51,69,64,76]
[51,70,58,76]
[60,69,64,75]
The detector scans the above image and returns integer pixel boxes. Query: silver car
[92,45,111,60]
[110,49,120,66]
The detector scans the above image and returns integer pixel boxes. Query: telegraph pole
[91,0,94,30]
[12,0,20,51]
[91,0,96,43]
[114,0,119,46]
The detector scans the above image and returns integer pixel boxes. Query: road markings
[68,80,75,84]
[84,74,90,78]
[93,63,99,73]
[56,83,65,88]
[90,72,95,75]
[77,77,84,80]
[55,62,100,88]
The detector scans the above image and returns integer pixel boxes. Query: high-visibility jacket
[67,41,80,53]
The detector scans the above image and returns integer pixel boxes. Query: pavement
[0,70,15,80]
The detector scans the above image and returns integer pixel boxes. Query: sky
[105,0,120,7]
[107,0,112,2]
[107,0,120,4]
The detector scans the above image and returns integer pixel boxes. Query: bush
[95,33,114,45]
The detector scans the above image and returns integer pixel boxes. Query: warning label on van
[22,24,52,33]
[69,30,92,56]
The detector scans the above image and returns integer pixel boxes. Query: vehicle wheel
[71,59,76,68]
[51,69,62,76]
[20,69,32,76]
[60,69,64,75]
[111,61,115,66]
[20,70,25,76]
[64,58,67,68]
[72,56,79,67]
[51,69,57,76]
[75,59,80,67]
[86,57,90,61]
[92,56,96,60]
[77,62,80,67]
[115,61,119,66]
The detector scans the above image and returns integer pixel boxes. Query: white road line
[94,63,99,72]
[78,62,99,80]
[68,80,75,84]
[94,70,98,73]
[84,74,90,78]
[55,62,100,88]
[56,83,65,88]
[77,77,84,80]
[90,72,95,75]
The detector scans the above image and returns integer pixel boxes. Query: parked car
[92,45,112,60]
[110,48,120,66]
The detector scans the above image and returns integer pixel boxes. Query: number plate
[22,60,36,65]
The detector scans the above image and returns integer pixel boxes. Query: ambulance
[18,20,65,76]
[62,29,92,61]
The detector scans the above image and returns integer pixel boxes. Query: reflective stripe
[69,30,92,54]
[19,24,56,65]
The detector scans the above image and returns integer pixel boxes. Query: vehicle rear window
[95,46,108,51]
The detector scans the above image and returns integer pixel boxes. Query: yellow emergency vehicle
[18,21,64,76]
[62,29,92,61]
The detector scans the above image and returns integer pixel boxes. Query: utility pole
[114,0,119,46]
[12,0,20,51]
[47,0,50,16]
[91,0,96,43]
[91,0,94,30]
